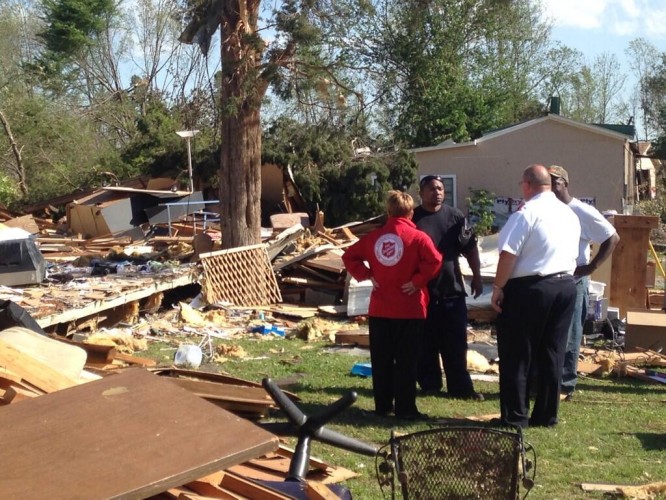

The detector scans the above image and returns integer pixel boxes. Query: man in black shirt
[413,175,483,400]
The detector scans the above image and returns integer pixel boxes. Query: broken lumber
[0,327,87,379]
[334,330,369,347]
[0,341,81,393]
[265,224,307,261]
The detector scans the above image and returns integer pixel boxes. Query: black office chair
[376,424,536,499]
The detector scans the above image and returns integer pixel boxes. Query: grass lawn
[145,332,666,499]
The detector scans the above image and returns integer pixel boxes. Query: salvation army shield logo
[374,233,404,266]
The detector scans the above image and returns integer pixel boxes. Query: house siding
[414,117,630,215]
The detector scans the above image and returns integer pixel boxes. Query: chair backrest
[390,425,523,500]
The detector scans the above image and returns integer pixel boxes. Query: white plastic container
[588,280,606,297]
[174,344,203,369]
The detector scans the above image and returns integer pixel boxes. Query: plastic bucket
[174,344,203,369]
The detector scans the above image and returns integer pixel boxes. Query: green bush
[466,187,495,236]
[0,173,19,207]
[635,198,666,223]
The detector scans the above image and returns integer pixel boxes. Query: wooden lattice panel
[200,244,282,306]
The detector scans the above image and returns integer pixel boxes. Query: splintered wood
[200,244,282,306]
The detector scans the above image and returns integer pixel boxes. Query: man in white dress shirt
[491,164,581,429]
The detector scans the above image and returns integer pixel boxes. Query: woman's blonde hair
[386,190,414,217]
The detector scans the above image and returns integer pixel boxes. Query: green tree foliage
[263,117,417,226]
[0,0,218,207]
[40,0,115,56]
[121,100,185,176]
[12,95,122,205]
[37,0,117,85]
[643,53,666,156]
[626,38,661,140]
[0,172,19,207]
[555,53,628,124]
[354,0,561,147]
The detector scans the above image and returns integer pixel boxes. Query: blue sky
[542,0,666,64]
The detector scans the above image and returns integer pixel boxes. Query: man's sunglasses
[419,175,445,187]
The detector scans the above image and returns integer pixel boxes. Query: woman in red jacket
[342,191,442,420]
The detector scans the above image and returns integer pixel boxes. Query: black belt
[509,272,571,284]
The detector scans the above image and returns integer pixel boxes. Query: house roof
[411,113,634,154]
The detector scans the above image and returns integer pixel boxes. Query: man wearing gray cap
[548,165,620,400]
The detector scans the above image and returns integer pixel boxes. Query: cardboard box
[625,309,666,352]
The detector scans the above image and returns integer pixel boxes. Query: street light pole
[176,130,200,192]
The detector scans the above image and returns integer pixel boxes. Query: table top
[0,367,279,499]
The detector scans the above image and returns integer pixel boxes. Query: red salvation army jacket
[342,216,442,319]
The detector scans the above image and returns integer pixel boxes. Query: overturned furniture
[377,424,536,499]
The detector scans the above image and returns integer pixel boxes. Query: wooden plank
[183,479,241,499]
[576,360,605,375]
[313,210,325,234]
[276,446,329,472]
[318,305,348,316]
[266,304,318,319]
[0,327,87,380]
[270,213,310,230]
[316,231,341,246]
[217,471,295,500]
[150,368,264,389]
[53,336,117,364]
[340,227,358,242]
[334,330,369,347]
[304,252,346,274]
[0,368,279,500]
[1,383,40,404]
[226,463,284,483]
[273,244,337,271]
[0,341,81,393]
[3,213,40,234]
[305,481,341,500]
[579,482,622,492]
[166,378,274,405]
[580,481,666,495]
[114,351,158,367]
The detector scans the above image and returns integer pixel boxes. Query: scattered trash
[174,344,203,368]
[350,362,372,377]
[251,324,286,337]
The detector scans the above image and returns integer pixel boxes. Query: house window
[419,174,456,208]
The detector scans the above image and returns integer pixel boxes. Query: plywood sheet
[610,215,659,317]
[0,368,279,500]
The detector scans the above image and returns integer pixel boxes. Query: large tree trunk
[219,107,262,248]
[219,1,263,249]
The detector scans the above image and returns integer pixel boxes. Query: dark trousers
[417,297,474,396]
[369,317,423,416]
[497,274,576,428]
